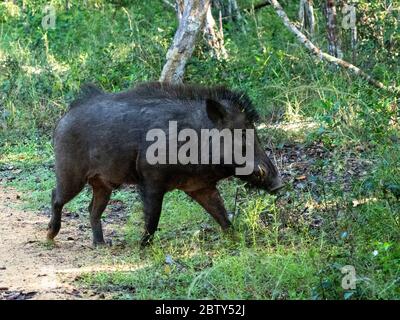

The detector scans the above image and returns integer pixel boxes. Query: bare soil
[0,185,129,300]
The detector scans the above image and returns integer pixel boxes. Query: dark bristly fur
[72,82,260,123]
[119,82,260,123]
[70,83,103,109]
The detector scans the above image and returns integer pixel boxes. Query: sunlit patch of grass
[1,1,21,18]
[79,245,323,300]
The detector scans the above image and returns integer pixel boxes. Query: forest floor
[0,185,132,300]
[1,126,398,300]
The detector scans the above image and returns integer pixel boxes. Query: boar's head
[204,90,283,194]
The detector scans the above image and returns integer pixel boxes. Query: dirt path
[0,185,129,300]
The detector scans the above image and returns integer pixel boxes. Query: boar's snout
[246,159,283,194]
[257,164,283,194]
[267,176,284,194]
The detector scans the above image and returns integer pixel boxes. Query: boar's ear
[206,99,227,123]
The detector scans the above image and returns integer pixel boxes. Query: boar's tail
[69,83,103,109]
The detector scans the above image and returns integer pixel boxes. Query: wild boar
[47,82,282,246]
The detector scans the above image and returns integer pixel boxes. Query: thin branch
[162,0,176,9]
[268,0,399,94]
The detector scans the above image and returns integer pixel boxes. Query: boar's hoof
[46,238,56,246]
[47,219,61,240]
[140,235,154,249]
[93,239,107,247]
[224,228,239,241]
[46,228,58,241]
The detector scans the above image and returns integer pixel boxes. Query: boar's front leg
[186,186,232,230]
[140,185,166,247]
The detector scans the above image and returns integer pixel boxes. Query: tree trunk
[160,0,211,83]
[341,2,358,64]
[203,5,228,60]
[229,0,246,33]
[351,22,357,64]
[176,0,185,21]
[299,0,315,39]
[212,0,228,16]
[299,1,305,26]
[268,0,399,93]
[324,0,342,58]
[229,0,242,22]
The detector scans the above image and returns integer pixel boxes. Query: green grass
[0,0,399,300]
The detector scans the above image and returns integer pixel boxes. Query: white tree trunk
[299,0,305,26]
[351,24,357,63]
[299,0,315,38]
[160,0,211,83]
[340,1,357,63]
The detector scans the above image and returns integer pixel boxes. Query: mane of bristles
[128,82,260,123]
[70,83,103,109]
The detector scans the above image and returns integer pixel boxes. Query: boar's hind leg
[186,187,231,230]
[47,180,85,240]
[140,186,165,247]
[88,178,112,246]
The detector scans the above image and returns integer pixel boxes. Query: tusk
[258,165,266,177]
